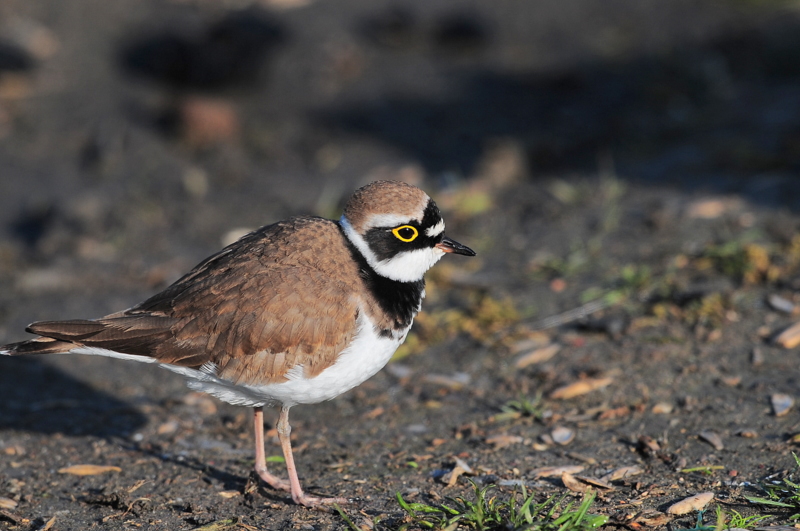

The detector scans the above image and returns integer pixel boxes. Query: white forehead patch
[425,219,445,237]
[364,213,416,229]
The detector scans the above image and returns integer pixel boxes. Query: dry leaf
[598,406,630,420]
[652,402,673,414]
[632,510,671,527]
[600,465,643,483]
[362,407,384,419]
[775,322,800,348]
[561,472,591,493]
[550,377,613,399]
[698,430,724,451]
[41,515,56,531]
[574,475,613,490]
[686,198,738,219]
[157,421,179,435]
[423,373,470,390]
[666,492,714,515]
[0,497,17,510]
[441,456,473,487]
[531,465,584,478]
[485,434,523,449]
[514,343,561,369]
[218,490,240,498]
[58,464,122,476]
[195,518,239,531]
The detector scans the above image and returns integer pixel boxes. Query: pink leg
[253,407,290,491]
[276,405,348,507]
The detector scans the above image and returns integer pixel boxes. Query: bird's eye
[391,225,418,242]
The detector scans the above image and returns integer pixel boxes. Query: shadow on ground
[0,357,146,437]
[326,15,800,208]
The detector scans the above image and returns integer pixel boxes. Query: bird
[0,180,475,507]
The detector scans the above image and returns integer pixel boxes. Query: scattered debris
[514,343,561,369]
[0,509,21,524]
[751,347,764,366]
[179,96,240,148]
[0,497,17,510]
[183,392,218,415]
[440,456,473,487]
[698,430,724,451]
[194,518,239,531]
[531,465,584,478]
[631,510,671,527]
[156,420,179,435]
[423,372,471,390]
[768,294,795,314]
[551,426,575,445]
[652,402,673,414]
[562,472,591,493]
[574,475,613,490]
[771,393,794,417]
[485,434,524,449]
[600,465,643,483]
[58,464,122,476]
[774,322,800,349]
[550,377,613,399]
[40,515,57,531]
[666,492,714,515]
[637,435,661,457]
[686,198,739,219]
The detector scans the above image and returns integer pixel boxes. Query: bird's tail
[0,336,75,356]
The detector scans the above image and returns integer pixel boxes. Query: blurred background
[4,1,800,526]
[1,0,799,323]
[2,0,800,390]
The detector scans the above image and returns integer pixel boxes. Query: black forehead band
[420,199,442,228]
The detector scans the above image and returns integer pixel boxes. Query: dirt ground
[4,0,800,529]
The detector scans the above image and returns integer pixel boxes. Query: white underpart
[425,219,445,237]
[57,313,408,408]
[340,216,445,282]
[164,311,408,408]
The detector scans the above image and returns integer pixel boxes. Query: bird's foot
[293,493,350,507]
[255,467,291,491]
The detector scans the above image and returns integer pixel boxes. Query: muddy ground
[4,0,800,529]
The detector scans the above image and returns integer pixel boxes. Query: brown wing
[21,217,363,385]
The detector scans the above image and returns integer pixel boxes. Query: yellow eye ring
[392,225,418,242]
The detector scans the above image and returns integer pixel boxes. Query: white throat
[340,215,445,283]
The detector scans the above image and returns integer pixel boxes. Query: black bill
[435,236,476,256]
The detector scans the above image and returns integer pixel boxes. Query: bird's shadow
[0,356,147,438]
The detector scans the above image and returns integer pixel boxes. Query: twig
[526,299,610,331]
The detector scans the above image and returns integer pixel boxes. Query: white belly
[166,312,409,408]
[66,312,410,408]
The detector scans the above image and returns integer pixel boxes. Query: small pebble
[699,430,724,451]
[772,393,794,417]
[751,347,764,366]
[551,426,575,445]
[652,402,673,414]
[768,294,795,314]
